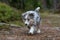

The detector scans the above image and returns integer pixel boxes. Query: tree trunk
[0,0,9,4]
[53,0,57,10]
[20,0,25,10]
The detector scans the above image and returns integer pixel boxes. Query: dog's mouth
[27,26,30,29]
[24,24,30,29]
[26,24,33,29]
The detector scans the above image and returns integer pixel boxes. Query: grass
[40,11,60,27]
[8,20,25,27]
[0,11,60,30]
[7,11,60,27]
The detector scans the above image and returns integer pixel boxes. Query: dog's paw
[37,29,41,33]
[28,26,35,34]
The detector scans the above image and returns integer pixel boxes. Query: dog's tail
[35,7,40,12]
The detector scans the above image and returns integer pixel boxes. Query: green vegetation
[0,2,22,22]
[0,2,24,29]
[41,12,60,27]
[0,0,60,30]
[0,25,10,30]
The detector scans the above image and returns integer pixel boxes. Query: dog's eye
[28,19,30,21]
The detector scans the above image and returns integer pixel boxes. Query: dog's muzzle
[25,24,28,26]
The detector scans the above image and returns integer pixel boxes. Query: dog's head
[22,13,34,26]
[22,7,40,26]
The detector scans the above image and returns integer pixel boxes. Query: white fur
[35,7,40,12]
[28,26,35,34]
[37,29,41,33]
[25,20,29,26]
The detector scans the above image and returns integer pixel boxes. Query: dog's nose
[25,24,27,26]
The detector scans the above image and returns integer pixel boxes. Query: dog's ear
[35,7,40,12]
[29,13,34,19]
[22,13,26,19]
[22,13,26,17]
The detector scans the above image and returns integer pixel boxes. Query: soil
[0,19,60,40]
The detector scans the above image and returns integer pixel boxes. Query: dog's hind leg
[37,23,41,33]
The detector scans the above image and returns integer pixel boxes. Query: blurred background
[0,0,60,29]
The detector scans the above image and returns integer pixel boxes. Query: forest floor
[0,13,60,40]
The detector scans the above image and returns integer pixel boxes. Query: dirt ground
[0,19,60,40]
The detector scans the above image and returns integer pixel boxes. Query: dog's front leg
[28,26,35,34]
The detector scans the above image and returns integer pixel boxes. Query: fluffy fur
[22,7,41,34]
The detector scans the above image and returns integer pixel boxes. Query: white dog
[22,7,41,34]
